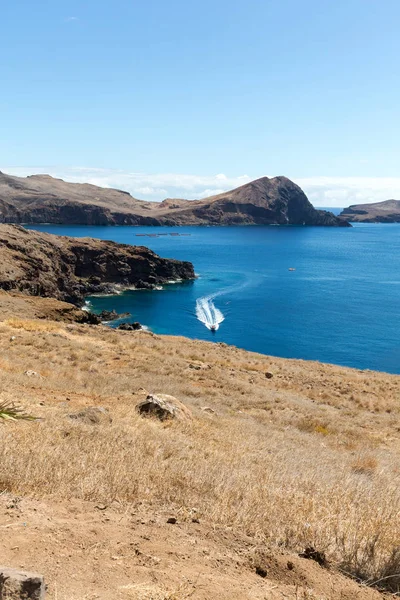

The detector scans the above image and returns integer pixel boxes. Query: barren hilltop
[0,171,348,226]
[339,199,400,222]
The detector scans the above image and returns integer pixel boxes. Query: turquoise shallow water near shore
[27,222,400,374]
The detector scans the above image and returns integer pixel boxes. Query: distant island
[339,199,400,223]
[0,171,349,227]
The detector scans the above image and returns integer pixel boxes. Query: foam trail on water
[195,295,225,331]
[195,273,259,331]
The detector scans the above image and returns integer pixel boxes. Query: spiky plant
[0,400,36,422]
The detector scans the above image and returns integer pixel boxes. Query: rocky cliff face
[339,199,400,223]
[0,225,195,305]
[0,171,349,226]
[157,177,348,226]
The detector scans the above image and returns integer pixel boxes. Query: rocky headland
[0,224,194,305]
[0,171,349,226]
[339,199,400,222]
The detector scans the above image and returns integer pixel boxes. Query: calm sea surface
[27,221,400,374]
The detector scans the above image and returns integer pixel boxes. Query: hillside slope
[0,224,194,304]
[0,312,398,598]
[339,199,400,222]
[0,171,349,226]
[155,176,349,226]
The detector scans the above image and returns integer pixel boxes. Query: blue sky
[2,0,400,205]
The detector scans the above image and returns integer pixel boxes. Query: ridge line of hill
[0,171,350,226]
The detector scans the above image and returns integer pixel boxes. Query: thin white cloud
[3,166,400,207]
[3,167,252,202]
[298,177,400,207]
[65,16,78,22]
[196,188,227,198]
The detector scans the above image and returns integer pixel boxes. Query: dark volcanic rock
[97,309,131,321]
[299,546,328,567]
[117,322,142,331]
[0,171,349,227]
[0,225,195,305]
[135,280,154,290]
[339,199,400,223]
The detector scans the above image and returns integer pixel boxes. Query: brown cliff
[0,224,194,305]
[339,199,400,223]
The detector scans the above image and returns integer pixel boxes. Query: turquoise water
[27,223,400,374]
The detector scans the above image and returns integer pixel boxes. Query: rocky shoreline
[0,224,195,309]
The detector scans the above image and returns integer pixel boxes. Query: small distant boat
[288,268,296,271]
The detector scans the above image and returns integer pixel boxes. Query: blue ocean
[27,221,400,374]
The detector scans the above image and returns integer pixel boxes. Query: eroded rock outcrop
[116,322,142,331]
[136,393,193,421]
[0,225,195,305]
[0,565,45,599]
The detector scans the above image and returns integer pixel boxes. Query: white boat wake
[195,294,225,331]
[195,272,261,332]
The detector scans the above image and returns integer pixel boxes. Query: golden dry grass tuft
[4,316,62,332]
[0,320,399,593]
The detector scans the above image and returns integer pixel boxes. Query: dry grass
[0,319,399,593]
[4,316,62,332]
[351,454,379,476]
[115,582,196,600]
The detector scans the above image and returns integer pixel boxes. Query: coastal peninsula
[339,199,400,222]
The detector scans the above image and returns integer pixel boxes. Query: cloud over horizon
[3,166,400,207]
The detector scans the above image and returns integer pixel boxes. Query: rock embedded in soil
[136,393,192,422]
[299,547,328,567]
[25,370,39,377]
[201,406,216,415]
[69,406,112,425]
[0,566,46,599]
